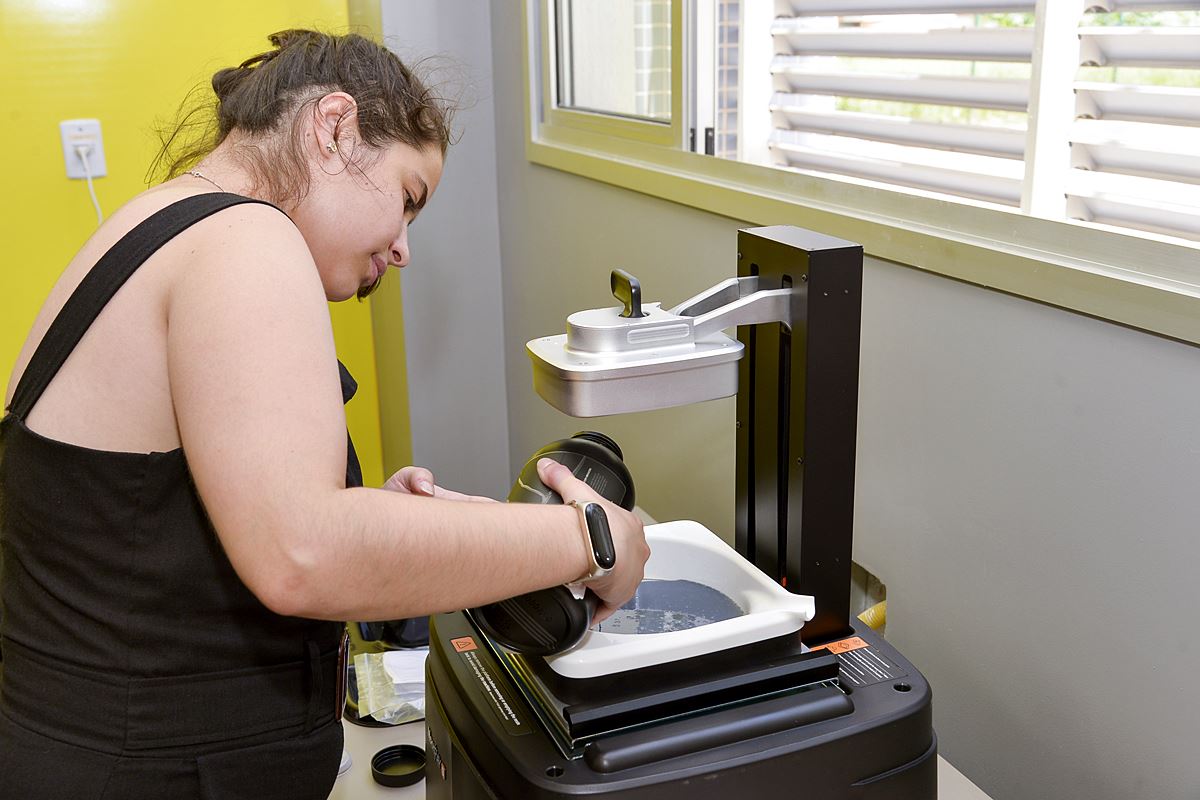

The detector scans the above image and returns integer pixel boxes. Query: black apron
[0,193,361,799]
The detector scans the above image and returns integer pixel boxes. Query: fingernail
[537,458,553,471]
[418,480,435,495]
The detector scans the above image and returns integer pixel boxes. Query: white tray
[544,520,814,679]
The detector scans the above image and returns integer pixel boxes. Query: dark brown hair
[150,29,453,210]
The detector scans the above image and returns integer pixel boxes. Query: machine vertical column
[735,227,863,645]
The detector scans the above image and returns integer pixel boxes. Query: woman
[0,30,648,799]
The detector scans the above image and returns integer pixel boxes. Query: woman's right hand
[535,458,650,623]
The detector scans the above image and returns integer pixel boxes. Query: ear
[312,91,361,158]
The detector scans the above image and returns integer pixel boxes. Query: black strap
[338,362,364,488]
[7,193,284,421]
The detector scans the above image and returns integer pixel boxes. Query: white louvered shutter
[768,2,1037,207]
[760,1,1200,241]
[1066,3,1200,241]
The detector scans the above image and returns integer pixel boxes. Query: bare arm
[167,205,647,621]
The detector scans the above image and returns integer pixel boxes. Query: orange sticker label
[450,636,478,653]
[811,636,869,655]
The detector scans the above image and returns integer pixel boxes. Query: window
[556,0,672,122]
[537,0,682,146]
[700,3,1200,241]
[1069,8,1200,239]
[526,1,1200,344]
[761,9,1035,207]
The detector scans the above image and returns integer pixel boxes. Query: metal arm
[670,276,795,340]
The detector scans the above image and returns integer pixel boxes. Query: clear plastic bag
[352,648,427,725]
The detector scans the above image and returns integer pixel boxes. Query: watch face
[583,503,616,570]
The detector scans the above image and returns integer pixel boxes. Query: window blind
[768,3,1036,206]
[765,1,1200,241]
[1066,6,1200,240]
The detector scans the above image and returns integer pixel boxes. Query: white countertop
[329,718,992,799]
[329,719,426,799]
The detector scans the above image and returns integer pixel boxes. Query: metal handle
[611,269,647,318]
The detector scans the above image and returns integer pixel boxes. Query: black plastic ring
[370,744,426,788]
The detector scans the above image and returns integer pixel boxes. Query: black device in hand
[469,431,635,656]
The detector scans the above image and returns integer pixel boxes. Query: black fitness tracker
[567,499,616,581]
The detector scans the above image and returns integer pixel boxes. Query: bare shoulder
[164,194,334,366]
[168,195,310,268]
[163,197,324,306]
[177,195,301,245]
[2,188,310,414]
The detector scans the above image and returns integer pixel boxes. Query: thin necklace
[186,169,225,192]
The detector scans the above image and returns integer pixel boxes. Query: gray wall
[381,2,511,497]
[386,4,1200,799]
[494,168,743,533]
[855,260,1200,797]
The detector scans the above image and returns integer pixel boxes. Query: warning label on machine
[455,643,530,736]
[813,636,907,688]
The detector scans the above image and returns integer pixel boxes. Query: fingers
[381,466,499,503]
[535,458,649,614]
[431,485,499,503]
[536,458,601,504]
[381,466,435,496]
[587,528,649,615]
[591,601,619,626]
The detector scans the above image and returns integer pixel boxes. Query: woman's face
[299,139,444,301]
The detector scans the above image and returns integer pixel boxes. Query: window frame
[539,0,684,148]
[522,0,1200,346]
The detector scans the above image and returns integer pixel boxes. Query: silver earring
[326,141,338,154]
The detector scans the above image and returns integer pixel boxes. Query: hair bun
[215,29,319,101]
[268,29,322,52]
[211,67,250,101]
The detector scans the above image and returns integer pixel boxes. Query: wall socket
[60,118,107,179]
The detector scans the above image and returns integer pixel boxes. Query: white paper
[382,647,429,685]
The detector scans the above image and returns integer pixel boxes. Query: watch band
[567,499,615,586]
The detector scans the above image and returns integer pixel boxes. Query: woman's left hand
[381,466,497,503]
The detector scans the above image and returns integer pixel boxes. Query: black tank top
[0,193,357,757]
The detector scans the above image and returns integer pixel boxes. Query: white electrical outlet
[60,118,107,179]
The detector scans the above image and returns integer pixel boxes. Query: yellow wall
[0,0,387,486]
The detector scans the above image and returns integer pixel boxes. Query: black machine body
[425,612,935,798]
[427,227,936,798]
